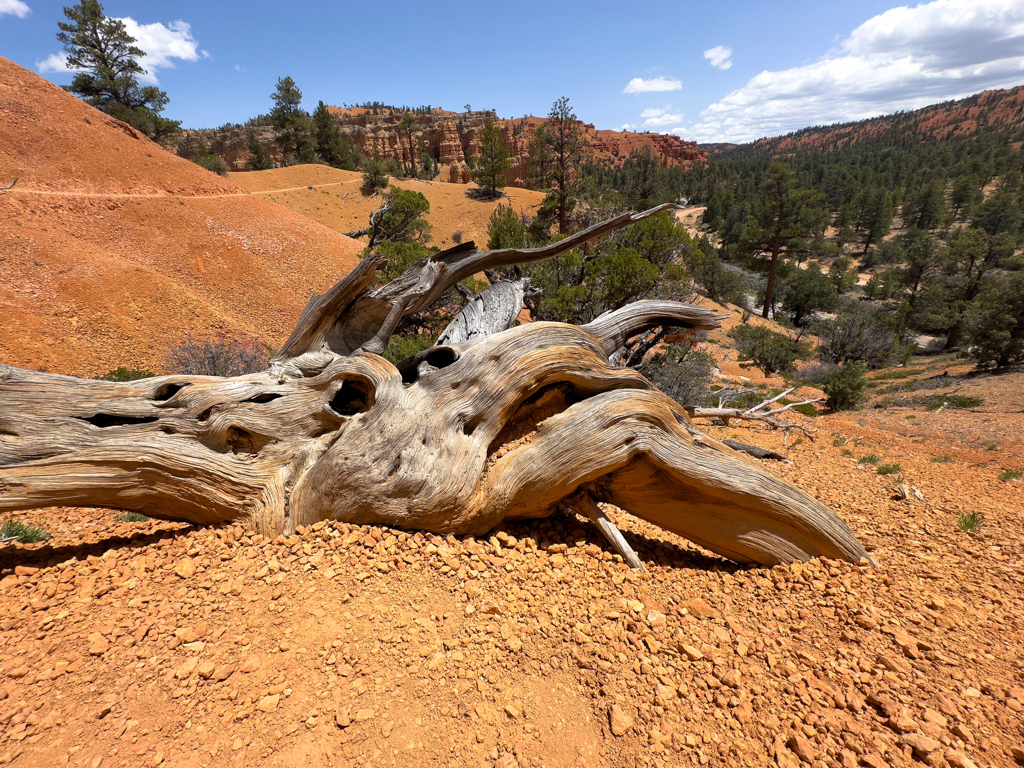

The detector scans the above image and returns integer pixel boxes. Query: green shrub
[858,454,879,465]
[999,469,1022,482]
[188,141,229,176]
[361,158,389,194]
[820,362,867,411]
[0,519,51,544]
[382,333,436,366]
[985,442,999,451]
[119,512,150,522]
[832,437,848,447]
[97,366,156,382]
[957,512,983,532]
[841,449,853,457]
[931,455,953,464]
[732,325,810,377]
[876,463,902,475]
[790,403,820,417]
[924,395,983,410]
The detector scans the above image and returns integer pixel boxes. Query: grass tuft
[931,455,953,464]
[119,512,150,523]
[957,512,983,532]
[876,463,902,475]
[999,469,1022,482]
[858,454,880,465]
[832,437,848,447]
[0,519,51,544]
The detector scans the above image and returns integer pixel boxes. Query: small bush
[361,159,389,195]
[931,455,953,464]
[790,403,820,417]
[451,231,463,245]
[97,367,155,382]
[832,437,848,447]
[188,141,229,177]
[166,334,268,377]
[841,449,853,457]
[858,454,880,465]
[732,325,810,378]
[640,345,716,408]
[119,512,150,522]
[957,512,983,532]
[999,469,1022,482]
[820,362,867,411]
[0,519,51,544]
[985,442,998,451]
[382,333,437,366]
[876,463,902,475]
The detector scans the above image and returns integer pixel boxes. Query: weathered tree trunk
[0,204,873,566]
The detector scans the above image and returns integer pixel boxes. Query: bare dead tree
[0,204,872,568]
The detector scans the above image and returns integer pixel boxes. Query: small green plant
[792,438,804,446]
[905,415,916,420]
[985,443,999,451]
[924,395,983,410]
[820,362,868,411]
[876,463,902,475]
[97,367,155,382]
[119,512,150,522]
[832,437,848,447]
[841,449,853,457]
[790,403,820,418]
[999,469,1022,482]
[0,519,51,544]
[957,512,983,532]
[931,456,953,464]
[858,454,880,465]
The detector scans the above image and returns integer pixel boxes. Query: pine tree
[57,0,179,139]
[269,77,316,165]
[533,98,589,234]
[312,101,360,170]
[246,130,273,171]
[472,121,511,198]
[739,163,827,318]
[398,112,418,178]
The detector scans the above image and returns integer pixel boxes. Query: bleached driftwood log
[0,204,872,566]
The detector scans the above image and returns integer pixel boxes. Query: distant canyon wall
[173,108,707,185]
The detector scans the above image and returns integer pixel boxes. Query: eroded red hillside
[0,57,362,377]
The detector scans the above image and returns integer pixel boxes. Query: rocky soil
[2,392,1021,768]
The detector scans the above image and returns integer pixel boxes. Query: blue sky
[3,0,1024,143]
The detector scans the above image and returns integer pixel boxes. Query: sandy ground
[229,166,547,250]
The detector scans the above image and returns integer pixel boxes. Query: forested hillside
[586,87,1024,373]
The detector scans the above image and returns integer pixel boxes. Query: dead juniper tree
[0,205,871,568]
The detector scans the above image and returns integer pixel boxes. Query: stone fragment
[354,708,374,723]
[213,664,235,682]
[680,644,704,661]
[901,733,941,759]
[256,694,280,712]
[609,705,633,736]
[174,557,196,579]
[788,733,815,763]
[240,655,261,674]
[88,638,109,656]
[945,750,978,768]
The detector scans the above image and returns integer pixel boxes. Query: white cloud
[36,17,204,84]
[614,123,637,132]
[234,65,246,72]
[640,106,684,128]
[623,76,682,94]
[679,0,1024,143]
[704,45,732,70]
[0,0,30,18]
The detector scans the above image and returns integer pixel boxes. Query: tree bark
[0,205,873,566]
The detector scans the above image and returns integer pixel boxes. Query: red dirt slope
[0,57,362,377]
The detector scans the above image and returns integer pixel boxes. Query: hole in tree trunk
[246,392,283,404]
[78,414,159,428]
[329,379,375,417]
[225,426,270,455]
[153,383,189,402]
[397,346,459,385]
